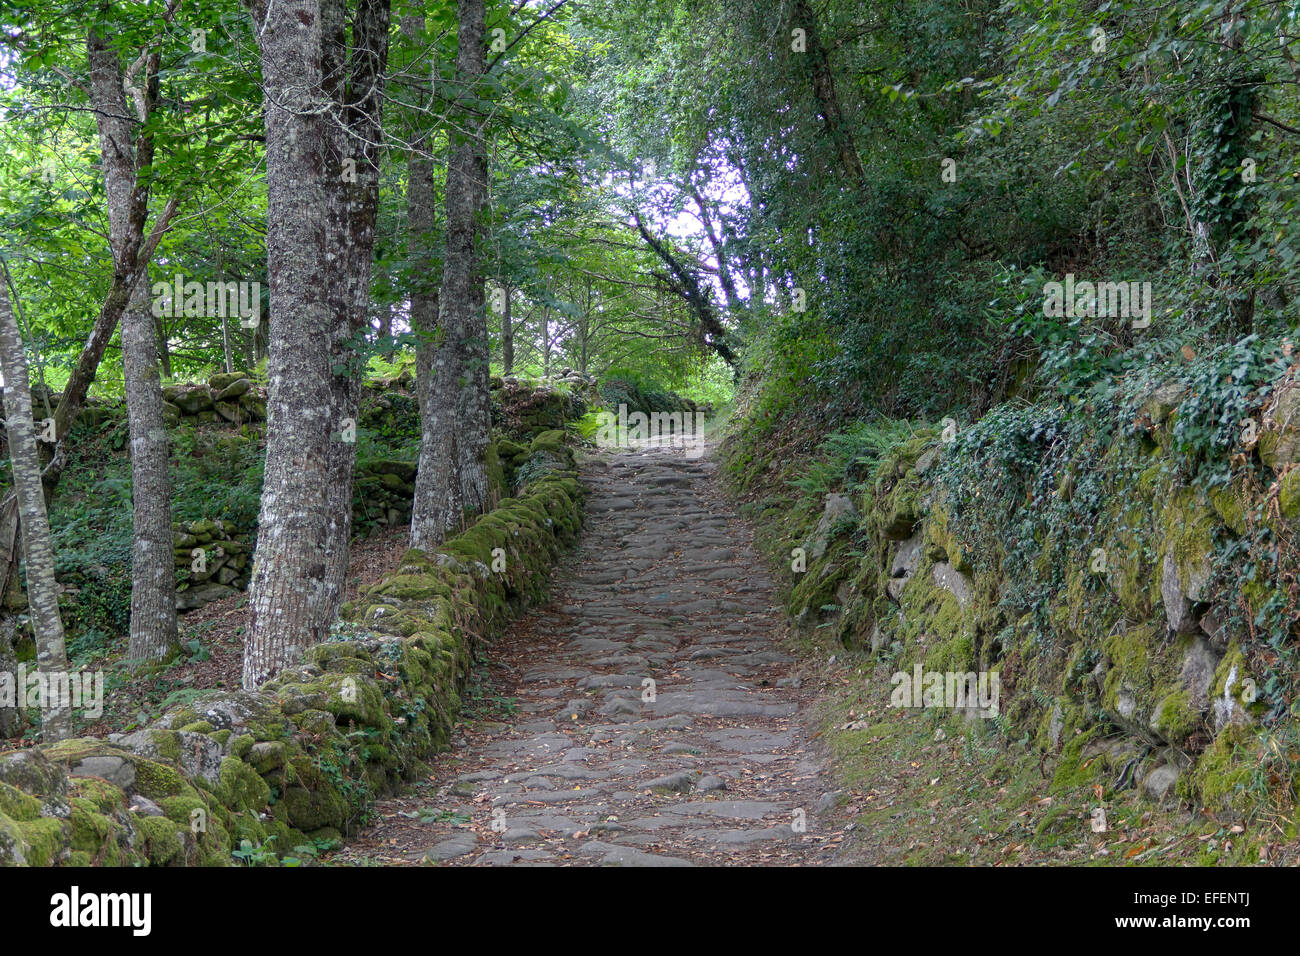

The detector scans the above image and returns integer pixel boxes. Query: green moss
[1050,727,1103,792]
[1101,623,1167,721]
[788,553,849,618]
[896,567,969,667]
[365,573,454,602]
[1151,690,1198,747]
[148,730,186,764]
[1180,725,1258,812]
[224,813,268,853]
[529,429,567,453]
[136,815,185,866]
[1032,805,1081,849]
[280,785,349,831]
[68,776,128,814]
[1209,482,1250,534]
[1279,469,1300,521]
[0,782,40,821]
[881,482,921,539]
[17,817,66,866]
[159,793,209,829]
[216,757,271,813]
[68,799,117,859]
[1161,487,1217,599]
[133,759,189,800]
[926,632,975,674]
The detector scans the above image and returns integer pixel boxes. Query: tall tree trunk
[320,0,390,627]
[0,283,69,741]
[443,0,490,516]
[0,17,175,681]
[378,299,394,360]
[500,279,513,376]
[580,277,591,374]
[578,314,588,376]
[541,303,550,376]
[155,313,173,379]
[243,0,390,688]
[89,18,180,666]
[122,269,178,663]
[0,617,21,737]
[409,142,461,549]
[791,0,865,185]
[220,313,234,374]
[245,0,350,687]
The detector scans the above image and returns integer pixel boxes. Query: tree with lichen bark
[87,13,180,663]
[242,0,390,688]
[0,281,69,741]
[410,0,489,550]
[122,270,179,663]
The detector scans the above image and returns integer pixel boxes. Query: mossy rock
[16,817,68,866]
[881,483,921,540]
[208,371,251,391]
[136,815,187,866]
[68,776,129,815]
[216,757,272,814]
[1179,725,1259,812]
[133,759,192,801]
[1049,726,1105,792]
[1150,689,1199,748]
[0,782,40,821]
[1279,469,1300,521]
[68,799,124,862]
[1208,481,1251,535]
[0,748,70,796]
[279,785,350,832]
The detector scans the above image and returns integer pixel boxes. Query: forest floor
[73,528,409,741]
[330,441,1296,867]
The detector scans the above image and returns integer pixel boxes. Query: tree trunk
[541,303,551,376]
[320,0,390,630]
[0,616,21,737]
[122,269,178,663]
[378,299,393,360]
[220,312,234,374]
[0,282,70,741]
[0,20,174,679]
[243,0,390,688]
[245,0,352,687]
[791,0,864,185]
[89,20,179,666]
[501,279,514,376]
[443,0,490,516]
[155,313,173,379]
[408,142,461,549]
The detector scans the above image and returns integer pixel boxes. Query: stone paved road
[334,443,839,866]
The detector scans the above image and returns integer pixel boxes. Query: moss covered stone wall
[0,431,583,866]
[727,381,1300,817]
